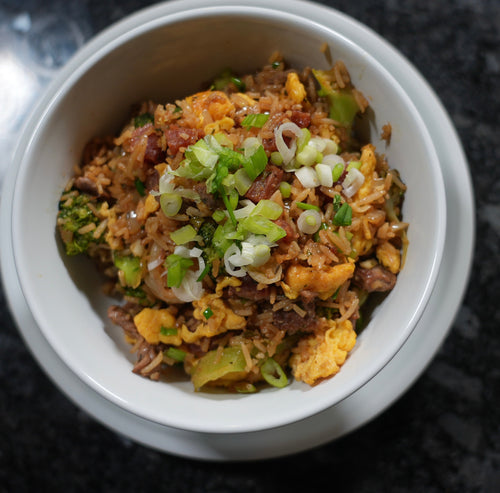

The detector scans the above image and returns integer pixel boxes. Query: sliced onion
[223,243,247,277]
[342,168,365,198]
[274,122,302,165]
[295,166,320,188]
[147,257,163,271]
[297,210,322,234]
[321,154,345,168]
[315,163,333,187]
[247,264,283,284]
[172,270,204,302]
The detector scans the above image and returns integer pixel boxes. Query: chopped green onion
[332,162,344,182]
[203,307,214,319]
[297,127,311,153]
[271,61,281,69]
[196,262,211,282]
[296,202,320,212]
[270,151,283,166]
[160,327,178,336]
[296,144,319,167]
[212,210,226,223]
[231,76,246,91]
[261,357,288,388]
[240,216,286,243]
[160,193,182,217]
[165,347,186,362]
[170,224,198,245]
[243,144,268,181]
[222,192,237,227]
[134,178,146,196]
[241,113,270,128]
[165,254,194,288]
[279,181,291,198]
[347,160,362,170]
[234,168,253,195]
[250,199,283,220]
[333,202,352,226]
[333,194,342,212]
[133,112,154,128]
[297,210,322,234]
[114,255,141,288]
[252,244,271,267]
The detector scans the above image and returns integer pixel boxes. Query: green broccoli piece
[57,192,104,256]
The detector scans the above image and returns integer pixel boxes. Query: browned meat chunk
[74,176,98,196]
[144,133,166,165]
[274,218,298,243]
[352,265,397,292]
[290,110,311,128]
[108,305,140,339]
[272,300,318,335]
[165,125,202,155]
[245,165,283,202]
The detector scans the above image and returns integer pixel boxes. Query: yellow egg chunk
[354,144,377,200]
[285,72,307,103]
[376,240,401,274]
[290,320,356,385]
[133,308,182,345]
[181,296,246,344]
[284,262,355,300]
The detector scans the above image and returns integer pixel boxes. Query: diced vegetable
[241,113,270,128]
[333,202,353,226]
[165,347,186,362]
[133,112,154,128]
[297,210,322,234]
[165,254,194,288]
[191,346,248,390]
[260,357,288,388]
[114,254,142,288]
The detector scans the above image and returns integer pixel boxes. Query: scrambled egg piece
[133,308,182,345]
[290,319,356,385]
[376,240,401,274]
[284,262,355,300]
[355,144,377,200]
[180,277,246,344]
[285,72,307,104]
[186,90,235,131]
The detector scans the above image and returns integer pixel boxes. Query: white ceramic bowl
[10,3,446,434]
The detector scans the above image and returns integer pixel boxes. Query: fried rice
[57,54,408,392]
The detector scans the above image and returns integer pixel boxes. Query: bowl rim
[10,3,446,434]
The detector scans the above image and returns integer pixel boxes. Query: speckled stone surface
[0,0,498,491]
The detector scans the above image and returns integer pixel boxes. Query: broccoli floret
[57,192,104,256]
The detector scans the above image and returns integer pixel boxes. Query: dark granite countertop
[0,1,498,491]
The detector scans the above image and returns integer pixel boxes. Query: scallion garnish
[160,327,178,336]
[260,357,288,388]
[333,202,352,226]
[203,307,214,319]
[333,194,342,212]
[296,202,320,212]
[165,347,186,362]
[241,113,270,128]
[133,112,154,128]
[170,224,198,245]
[243,144,268,181]
[134,178,146,196]
[165,254,194,288]
[279,181,291,198]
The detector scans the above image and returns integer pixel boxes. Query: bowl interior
[11,6,445,434]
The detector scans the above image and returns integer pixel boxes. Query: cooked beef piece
[107,305,140,339]
[132,340,162,379]
[352,265,397,292]
[272,300,318,335]
[74,176,99,196]
[245,165,284,202]
[193,182,220,209]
